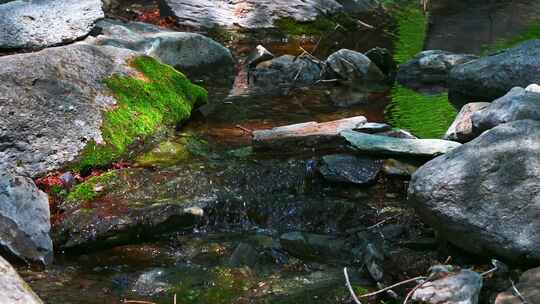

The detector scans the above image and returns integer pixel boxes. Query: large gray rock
[0,173,52,265]
[408,120,540,263]
[413,267,483,304]
[0,43,204,177]
[159,0,343,29]
[397,50,477,89]
[90,19,235,85]
[0,255,43,304]
[448,40,540,108]
[0,43,133,177]
[472,86,540,135]
[444,102,490,143]
[0,0,104,49]
[325,49,387,87]
[495,266,540,304]
[341,130,461,158]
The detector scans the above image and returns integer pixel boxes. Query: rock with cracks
[444,102,490,143]
[408,120,540,263]
[0,0,104,49]
[412,268,483,304]
[0,172,52,266]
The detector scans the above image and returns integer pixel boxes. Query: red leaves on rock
[135,9,176,28]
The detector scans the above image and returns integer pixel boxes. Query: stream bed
[17,0,540,303]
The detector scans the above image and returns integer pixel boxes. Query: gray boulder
[472,86,540,135]
[249,55,323,94]
[495,266,540,304]
[159,0,343,29]
[0,255,43,304]
[0,0,104,49]
[319,154,382,185]
[0,173,52,266]
[325,49,387,87]
[444,102,490,142]
[448,40,540,108]
[341,131,461,158]
[413,267,482,304]
[90,19,235,85]
[408,120,540,263]
[397,50,477,89]
[0,43,205,177]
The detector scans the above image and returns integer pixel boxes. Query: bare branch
[511,279,529,304]
[359,276,427,298]
[344,267,363,304]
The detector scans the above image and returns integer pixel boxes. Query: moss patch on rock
[66,171,119,203]
[74,56,208,173]
[386,85,457,138]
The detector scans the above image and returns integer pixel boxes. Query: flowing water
[19,0,540,303]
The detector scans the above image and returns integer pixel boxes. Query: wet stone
[319,154,382,185]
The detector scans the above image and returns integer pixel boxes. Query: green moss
[169,267,250,304]
[385,85,457,138]
[74,56,208,173]
[275,13,357,36]
[392,5,428,64]
[66,171,118,202]
[484,20,540,53]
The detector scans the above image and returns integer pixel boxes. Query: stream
[18,0,540,303]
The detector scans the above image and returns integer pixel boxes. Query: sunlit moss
[392,5,428,64]
[66,171,118,203]
[386,85,457,138]
[74,56,208,173]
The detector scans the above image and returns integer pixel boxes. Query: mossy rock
[75,55,207,173]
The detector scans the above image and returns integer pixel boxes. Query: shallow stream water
[19,0,540,303]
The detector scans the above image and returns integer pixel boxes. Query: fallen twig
[235,124,253,134]
[344,267,363,304]
[511,279,529,304]
[359,276,427,298]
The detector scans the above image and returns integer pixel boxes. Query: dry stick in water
[511,280,529,304]
[344,267,363,304]
[359,276,428,298]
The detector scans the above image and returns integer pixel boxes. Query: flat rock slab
[409,120,540,263]
[159,0,343,29]
[0,255,43,304]
[0,0,104,49]
[341,130,461,158]
[319,154,382,185]
[253,116,367,153]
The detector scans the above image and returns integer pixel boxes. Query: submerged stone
[319,154,382,185]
